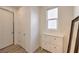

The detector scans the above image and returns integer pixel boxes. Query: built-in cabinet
[15,7,40,52]
[41,33,64,53]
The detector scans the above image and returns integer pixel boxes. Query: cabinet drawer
[41,34,64,53]
[50,45,63,53]
[41,35,56,44]
[54,37,63,47]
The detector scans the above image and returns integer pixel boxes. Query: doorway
[0,8,14,49]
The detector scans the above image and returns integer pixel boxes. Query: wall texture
[31,7,40,52]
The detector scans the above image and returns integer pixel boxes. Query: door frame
[0,8,14,45]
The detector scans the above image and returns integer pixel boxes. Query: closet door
[0,9,13,49]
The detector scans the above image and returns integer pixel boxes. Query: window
[47,8,58,30]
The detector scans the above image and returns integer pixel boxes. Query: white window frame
[46,8,58,31]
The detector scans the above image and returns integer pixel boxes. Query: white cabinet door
[41,35,56,52]
[53,37,63,53]
[41,34,64,53]
[0,9,13,49]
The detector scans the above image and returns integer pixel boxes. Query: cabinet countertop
[42,33,64,38]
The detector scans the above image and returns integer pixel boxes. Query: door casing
[0,8,14,46]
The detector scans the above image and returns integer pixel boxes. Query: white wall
[74,6,79,18]
[40,6,74,52]
[58,7,74,52]
[31,7,40,52]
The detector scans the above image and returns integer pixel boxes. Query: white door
[0,9,13,49]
